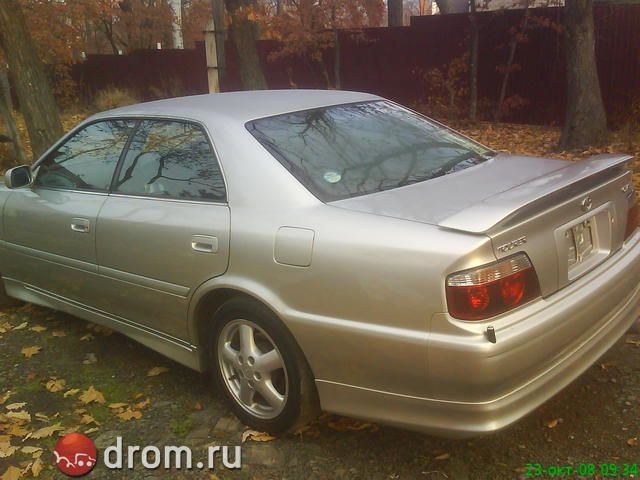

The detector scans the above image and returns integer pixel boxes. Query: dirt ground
[0,304,639,480]
[1,119,640,479]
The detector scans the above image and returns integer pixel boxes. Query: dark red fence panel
[71,46,208,102]
[72,3,640,125]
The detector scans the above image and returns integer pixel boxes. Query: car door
[94,119,230,340]
[2,120,136,302]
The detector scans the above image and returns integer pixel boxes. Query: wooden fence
[72,3,640,125]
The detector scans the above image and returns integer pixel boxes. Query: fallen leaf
[1,465,22,480]
[80,414,99,426]
[241,429,276,443]
[20,447,41,455]
[108,403,128,410]
[80,333,94,341]
[63,389,80,398]
[0,442,17,459]
[5,404,26,411]
[626,339,640,347]
[133,398,151,410]
[117,409,142,421]
[88,324,113,336]
[45,379,66,393]
[6,411,31,423]
[31,458,43,477]
[20,346,41,358]
[0,392,13,405]
[12,322,28,331]
[434,453,451,460]
[51,331,66,338]
[6,425,29,438]
[628,437,638,446]
[327,417,376,432]
[147,366,169,377]
[28,326,46,333]
[82,353,97,365]
[79,387,105,405]
[26,424,64,440]
[84,427,100,435]
[545,418,561,429]
[34,413,49,422]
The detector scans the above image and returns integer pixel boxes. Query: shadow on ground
[1,303,639,479]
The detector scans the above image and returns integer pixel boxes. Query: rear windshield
[246,100,494,202]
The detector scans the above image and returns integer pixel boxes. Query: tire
[208,297,320,435]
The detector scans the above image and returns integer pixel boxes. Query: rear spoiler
[439,154,635,234]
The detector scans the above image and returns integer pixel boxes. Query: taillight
[446,253,541,320]
[624,197,639,241]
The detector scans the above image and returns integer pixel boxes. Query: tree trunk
[559,0,607,149]
[332,5,341,89]
[468,0,478,122]
[211,0,227,84]
[0,0,63,160]
[0,67,27,165]
[388,0,403,26]
[334,29,342,89]
[224,0,267,90]
[170,0,184,49]
[495,1,530,122]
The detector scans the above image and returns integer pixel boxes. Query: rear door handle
[191,235,218,253]
[70,218,90,233]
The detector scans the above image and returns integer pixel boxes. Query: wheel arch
[189,281,313,376]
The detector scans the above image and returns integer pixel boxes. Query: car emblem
[497,236,527,253]
[580,195,593,212]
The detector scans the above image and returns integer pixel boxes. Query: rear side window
[113,120,226,202]
[36,120,135,191]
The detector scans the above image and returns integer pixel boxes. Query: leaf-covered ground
[1,304,639,480]
[1,116,639,479]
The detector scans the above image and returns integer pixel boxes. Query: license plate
[567,219,594,266]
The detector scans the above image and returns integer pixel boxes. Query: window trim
[110,117,228,204]
[32,115,229,204]
[33,118,139,194]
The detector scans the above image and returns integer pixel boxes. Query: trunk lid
[332,153,635,295]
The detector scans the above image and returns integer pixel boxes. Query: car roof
[90,89,381,126]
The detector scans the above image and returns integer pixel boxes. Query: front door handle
[70,218,90,233]
[191,235,218,253]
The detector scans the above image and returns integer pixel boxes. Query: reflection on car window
[114,120,226,202]
[36,120,135,191]
[247,101,494,201]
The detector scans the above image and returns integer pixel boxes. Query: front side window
[36,120,135,191]
[113,120,226,202]
[247,101,494,201]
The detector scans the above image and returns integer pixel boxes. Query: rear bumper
[316,230,640,438]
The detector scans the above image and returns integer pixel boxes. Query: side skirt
[2,277,205,372]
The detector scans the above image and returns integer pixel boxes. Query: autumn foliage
[7,0,212,104]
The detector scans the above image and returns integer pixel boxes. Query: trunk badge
[497,236,527,253]
[581,195,593,212]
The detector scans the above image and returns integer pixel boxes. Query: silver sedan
[2,90,639,437]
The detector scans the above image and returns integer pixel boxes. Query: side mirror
[4,165,33,189]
